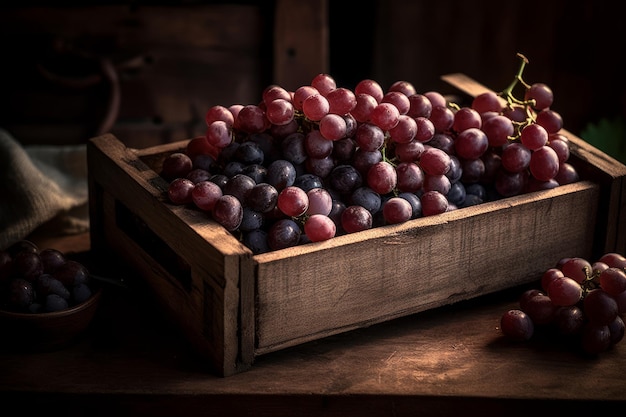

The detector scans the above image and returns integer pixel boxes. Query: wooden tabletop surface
[2,232,624,416]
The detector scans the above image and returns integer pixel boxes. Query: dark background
[0,0,624,160]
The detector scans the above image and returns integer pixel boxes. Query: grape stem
[499,53,539,141]
[499,53,533,104]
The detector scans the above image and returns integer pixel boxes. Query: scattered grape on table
[500,252,626,356]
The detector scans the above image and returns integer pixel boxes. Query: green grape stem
[499,53,541,142]
[499,53,534,105]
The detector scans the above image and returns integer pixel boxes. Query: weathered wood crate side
[253,181,599,354]
[442,73,626,257]
[87,134,255,376]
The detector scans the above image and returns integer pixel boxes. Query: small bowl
[0,287,102,351]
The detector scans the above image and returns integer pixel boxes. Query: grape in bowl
[0,240,102,351]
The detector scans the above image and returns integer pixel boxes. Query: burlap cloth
[0,128,89,250]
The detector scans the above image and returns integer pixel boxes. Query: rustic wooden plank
[273,0,329,90]
[254,182,598,353]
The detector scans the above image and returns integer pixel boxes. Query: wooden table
[1,232,624,416]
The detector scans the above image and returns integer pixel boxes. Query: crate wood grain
[87,75,626,376]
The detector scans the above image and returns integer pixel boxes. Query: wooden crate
[87,75,626,376]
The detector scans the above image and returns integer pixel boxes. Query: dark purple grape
[212,195,244,231]
[241,163,267,184]
[161,152,193,181]
[328,200,347,232]
[38,248,67,274]
[305,156,335,178]
[581,323,611,355]
[34,274,70,301]
[3,278,35,312]
[328,164,363,194]
[53,260,90,287]
[43,294,69,313]
[332,137,356,162]
[519,291,555,325]
[495,169,525,197]
[267,219,302,250]
[460,158,485,184]
[293,174,323,193]
[553,305,585,336]
[460,194,483,207]
[234,140,264,165]
[427,133,455,154]
[223,174,256,202]
[192,153,218,173]
[222,161,246,178]
[350,187,381,215]
[281,132,307,165]
[397,192,422,219]
[209,174,229,189]
[186,168,213,184]
[266,159,297,191]
[446,182,466,206]
[351,149,382,177]
[240,208,264,232]
[12,251,43,282]
[500,309,534,341]
[7,240,39,257]
[445,155,462,184]
[583,289,618,325]
[465,183,486,200]
[243,230,270,254]
[246,183,278,213]
[72,283,93,305]
[249,132,280,162]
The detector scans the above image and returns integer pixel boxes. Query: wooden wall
[1,0,622,148]
[0,1,328,148]
[329,0,625,137]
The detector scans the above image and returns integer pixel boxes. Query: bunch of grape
[500,252,626,355]
[163,53,579,253]
[0,240,95,313]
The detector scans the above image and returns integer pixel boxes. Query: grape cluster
[163,54,579,253]
[500,252,626,355]
[0,240,95,313]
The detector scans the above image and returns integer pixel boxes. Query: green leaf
[580,117,626,164]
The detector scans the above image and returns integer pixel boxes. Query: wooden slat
[273,0,329,90]
[254,182,599,353]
